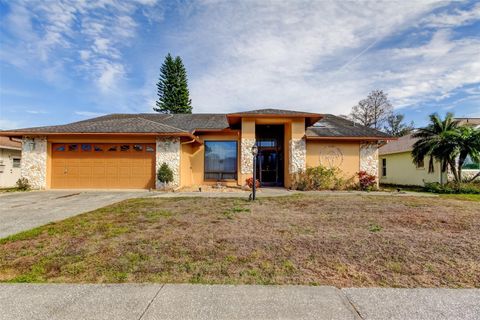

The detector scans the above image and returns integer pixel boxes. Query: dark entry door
[255,125,284,186]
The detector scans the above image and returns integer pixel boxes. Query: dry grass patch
[1,194,479,287]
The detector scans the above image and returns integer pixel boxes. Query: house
[379,117,480,186]
[0,109,391,190]
[378,134,447,186]
[0,136,22,188]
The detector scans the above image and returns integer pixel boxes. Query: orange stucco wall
[306,141,360,179]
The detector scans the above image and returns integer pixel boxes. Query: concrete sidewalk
[0,284,478,320]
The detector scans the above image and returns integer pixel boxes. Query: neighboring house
[379,117,480,186]
[0,136,22,188]
[379,134,447,186]
[0,109,391,190]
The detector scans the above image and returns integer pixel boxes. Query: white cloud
[422,3,480,28]
[0,0,161,92]
[177,1,480,115]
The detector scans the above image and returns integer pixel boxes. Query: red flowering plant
[246,177,260,189]
[358,171,377,190]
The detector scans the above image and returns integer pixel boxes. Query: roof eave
[306,136,396,141]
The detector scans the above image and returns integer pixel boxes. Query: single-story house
[0,109,391,190]
[379,117,480,186]
[378,134,447,186]
[0,137,22,188]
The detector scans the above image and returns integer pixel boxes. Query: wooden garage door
[51,143,156,189]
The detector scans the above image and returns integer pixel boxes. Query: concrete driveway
[0,190,152,238]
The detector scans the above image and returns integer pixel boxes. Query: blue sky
[0,0,479,130]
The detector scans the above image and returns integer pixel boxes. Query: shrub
[16,178,30,191]
[157,163,174,185]
[245,177,260,189]
[358,171,377,191]
[291,165,354,191]
[424,182,480,194]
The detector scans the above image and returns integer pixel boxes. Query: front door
[255,125,284,186]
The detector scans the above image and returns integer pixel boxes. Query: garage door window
[94,145,103,152]
[133,144,143,152]
[146,146,154,152]
[120,144,130,151]
[81,144,91,152]
[108,146,117,152]
[55,145,65,151]
[68,144,78,152]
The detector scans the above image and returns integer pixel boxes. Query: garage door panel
[51,143,155,189]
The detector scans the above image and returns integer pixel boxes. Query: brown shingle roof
[230,108,320,116]
[1,109,390,139]
[306,114,391,138]
[379,134,416,155]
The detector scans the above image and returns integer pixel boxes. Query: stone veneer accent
[289,138,306,174]
[156,137,180,188]
[240,138,256,174]
[21,136,47,189]
[360,142,379,179]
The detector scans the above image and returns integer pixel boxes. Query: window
[204,141,237,180]
[133,144,143,152]
[416,157,425,169]
[94,145,103,152]
[81,144,91,152]
[120,144,130,151]
[68,144,78,151]
[12,158,21,168]
[54,145,65,151]
[107,146,117,152]
[462,155,480,170]
[146,146,154,152]
[382,158,387,177]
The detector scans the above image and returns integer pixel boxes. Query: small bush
[245,177,260,189]
[424,182,480,194]
[291,165,354,191]
[157,163,174,185]
[16,178,30,191]
[358,171,377,191]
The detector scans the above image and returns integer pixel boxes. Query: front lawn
[1,194,479,287]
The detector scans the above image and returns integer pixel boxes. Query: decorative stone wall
[21,136,47,189]
[240,138,255,174]
[156,137,180,188]
[360,142,379,179]
[289,138,306,174]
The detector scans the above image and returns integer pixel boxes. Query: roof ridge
[135,116,187,132]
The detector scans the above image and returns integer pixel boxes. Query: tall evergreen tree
[154,53,192,114]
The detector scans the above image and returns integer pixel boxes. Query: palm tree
[411,113,460,184]
[457,126,480,182]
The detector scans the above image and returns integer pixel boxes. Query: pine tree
[154,53,192,114]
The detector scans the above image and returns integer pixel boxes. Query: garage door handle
[64,169,68,174]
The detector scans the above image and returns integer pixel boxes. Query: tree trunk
[448,159,460,183]
[457,153,467,184]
